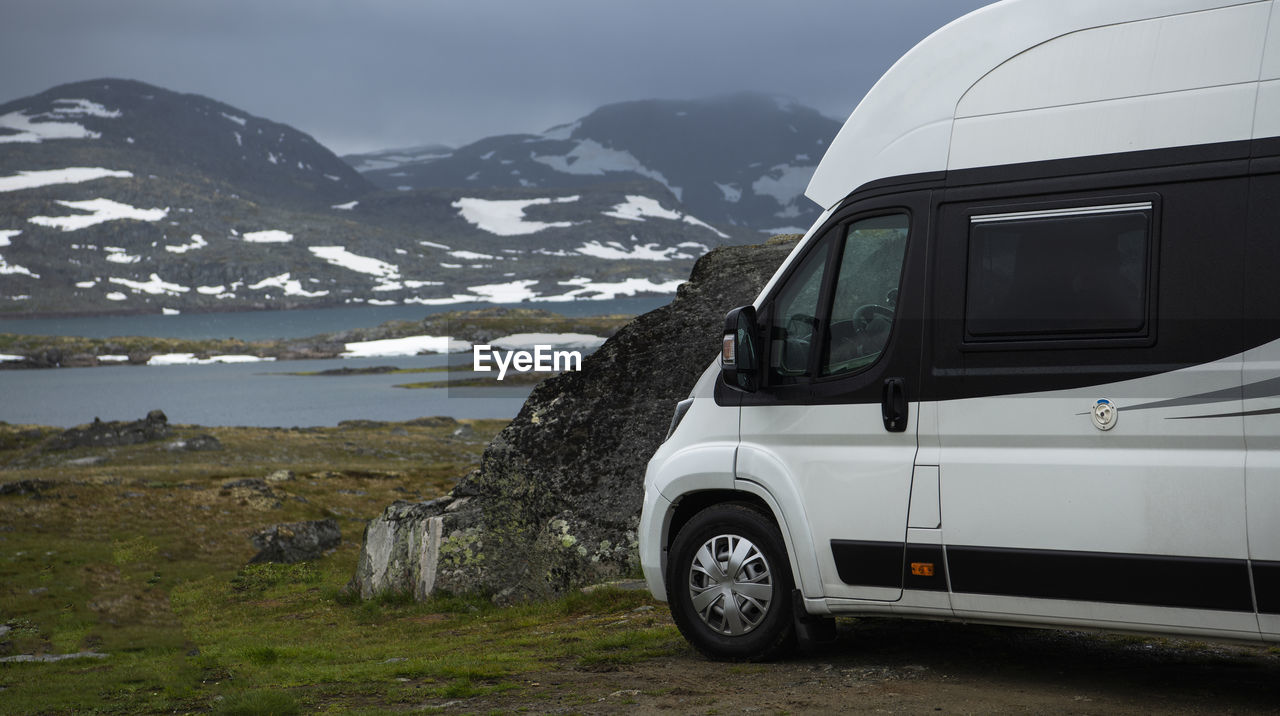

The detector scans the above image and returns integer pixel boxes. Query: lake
[0,296,670,340]
[0,298,666,427]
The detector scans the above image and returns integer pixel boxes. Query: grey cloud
[0,0,992,154]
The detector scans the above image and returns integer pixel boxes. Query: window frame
[760,208,915,388]
[959,195,1161,352]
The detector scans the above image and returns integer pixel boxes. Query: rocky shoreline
[0,307,631,369]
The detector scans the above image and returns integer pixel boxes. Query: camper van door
[735,192,930,602]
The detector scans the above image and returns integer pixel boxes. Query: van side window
[769,238,830,381]
[965,203,1152,340]
[823,213,910,376]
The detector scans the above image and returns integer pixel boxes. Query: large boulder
[350,236,800,603]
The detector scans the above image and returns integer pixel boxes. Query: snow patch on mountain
[331,200,359,210]
[342,334,470,357]
[603,195,728,239]
[0,111,100,143]
[0,167,132,193]
[575,239,696,262]
[220,112,247,126]
[452,195,580,236]
[109,274,190,296]
[603,195,681,221]
[309,246,400,279]
[448,250,496,261]
[532,140,682,200]
[0,254,39,278]
[104,247,141,264]
[0,229,18,246]
[751,164,815,207]
[49,99,121,118]
[29,199,168,231]
[248,273,330,298]
[242,230,294,243]
[715,182,742,203]
[165,234,207,254]
[535,276,684,302]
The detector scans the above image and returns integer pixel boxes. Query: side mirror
[721,305,760,393]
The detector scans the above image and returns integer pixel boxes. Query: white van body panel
[640,360,736,601]
[805,0,1269,208]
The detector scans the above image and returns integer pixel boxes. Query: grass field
[0,418,681,714]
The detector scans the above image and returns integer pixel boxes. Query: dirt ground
[453,616,1280,714]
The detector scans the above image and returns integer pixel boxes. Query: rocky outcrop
[249,519,341,564]
[350,236,799,603]
[43,410,172,451]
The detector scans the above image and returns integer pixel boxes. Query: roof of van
[804,0,1275,209]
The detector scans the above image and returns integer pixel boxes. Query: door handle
[882,377,907,433]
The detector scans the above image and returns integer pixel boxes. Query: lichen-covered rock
[351,236,799,603]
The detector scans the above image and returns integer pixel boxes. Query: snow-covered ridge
[452,195,580,236]
[28,199,168,231]
[0,167,132,193]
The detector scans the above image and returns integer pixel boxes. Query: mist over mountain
[348,93,840,235]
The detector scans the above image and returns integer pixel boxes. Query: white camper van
[639,0,1280,660]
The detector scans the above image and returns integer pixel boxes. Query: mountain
[0,78,372,207]
[350,93,841,235]
[0,80,731,317]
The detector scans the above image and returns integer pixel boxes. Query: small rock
[0,651,108,663]
[390,427,409,437]
[165,434,222,452]
[0,479,56,496]
[29,587,48,596]
[249,519,341,564]
[264,469,295,483]
[451,424,475,438]
[64,456,106,467]
[222,478,269,490]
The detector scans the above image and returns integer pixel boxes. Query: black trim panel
[947,545,1254,613]
[830,540,949,592]
[831,539,902,589]
[1253,561,1280,615]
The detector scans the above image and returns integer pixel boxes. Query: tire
[667,502,797,661]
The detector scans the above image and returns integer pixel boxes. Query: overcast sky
[0,1,993,156]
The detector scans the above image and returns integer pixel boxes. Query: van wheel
[667,503,796,661]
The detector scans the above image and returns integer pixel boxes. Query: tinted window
[823,214,909,376]
[965,207,1150,339]
[769,237,830,381]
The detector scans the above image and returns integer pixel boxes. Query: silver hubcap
[687,534,774,636]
